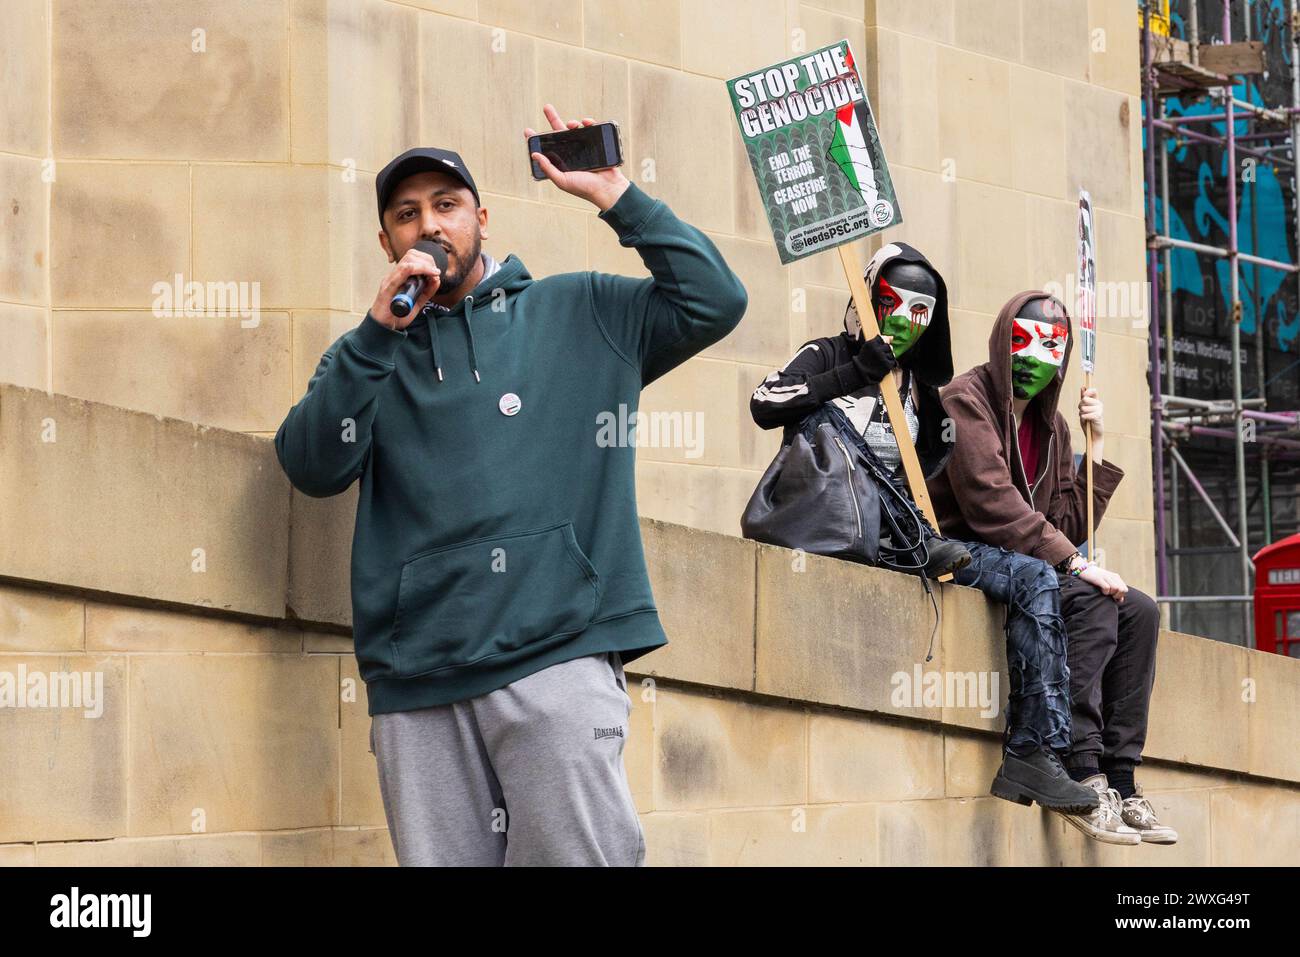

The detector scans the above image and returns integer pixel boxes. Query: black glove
[849,334,898,385]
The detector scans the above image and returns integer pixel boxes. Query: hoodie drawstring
[423,294,481,384]
[463,295,480,382]
[425,308,444,382]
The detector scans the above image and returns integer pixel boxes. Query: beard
[439,233,483,291]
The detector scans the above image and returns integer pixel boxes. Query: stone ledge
[1,381,1295,789]
[0,384,288,618]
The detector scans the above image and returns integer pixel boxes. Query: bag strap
[800,400,940,662]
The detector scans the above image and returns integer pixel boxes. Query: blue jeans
[795,403,1072,753]
[950,542,1072,755]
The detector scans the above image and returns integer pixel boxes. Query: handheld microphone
[391,240,449,318]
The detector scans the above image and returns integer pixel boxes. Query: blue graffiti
[1154,194,1206,298]
[1144,53,1297,352]
[1235,157,1293,338]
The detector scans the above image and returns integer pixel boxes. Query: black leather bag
[740,416,881,563]
[741,402,933,573]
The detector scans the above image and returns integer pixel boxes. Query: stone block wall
[0,0,1158,593]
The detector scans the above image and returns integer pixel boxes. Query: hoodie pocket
[390,521,601,677]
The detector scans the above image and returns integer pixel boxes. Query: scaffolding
[1143,0,1300,646]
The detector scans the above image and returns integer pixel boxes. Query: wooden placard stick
[1077,189,1098,563]
[1085,372,1095,563]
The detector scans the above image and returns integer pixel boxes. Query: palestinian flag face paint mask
[1010,317,1068,399]
[874,277,935,357]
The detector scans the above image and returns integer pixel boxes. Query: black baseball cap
[376,147,480,225]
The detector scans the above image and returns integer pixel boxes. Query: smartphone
[528,122,623,180]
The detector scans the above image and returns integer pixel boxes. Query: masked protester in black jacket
[749,241,969,578]
[747,242,1102,818]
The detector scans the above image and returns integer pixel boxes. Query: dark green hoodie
[274,183,748,715]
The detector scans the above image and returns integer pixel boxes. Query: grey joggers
[369,651,645,866]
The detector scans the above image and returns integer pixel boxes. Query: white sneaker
[1120,785,1179,844]
[1054,774,1142,845]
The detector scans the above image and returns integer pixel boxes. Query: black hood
[843,241,953,389]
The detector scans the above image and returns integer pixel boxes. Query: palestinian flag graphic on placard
[726,38,901,263]
[827,101,879,209]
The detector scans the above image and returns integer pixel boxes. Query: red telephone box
[1252,533,1300,656]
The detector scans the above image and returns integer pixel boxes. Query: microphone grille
[413,239,449,273]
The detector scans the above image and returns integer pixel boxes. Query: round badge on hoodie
[499,392,521,416]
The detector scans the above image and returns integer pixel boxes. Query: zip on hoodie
[1010,414,1053,509]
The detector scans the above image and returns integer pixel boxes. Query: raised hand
[525,104,629,213]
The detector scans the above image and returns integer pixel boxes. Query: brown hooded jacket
[925,290,1125,566]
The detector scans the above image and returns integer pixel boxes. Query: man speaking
[274,105,748,866]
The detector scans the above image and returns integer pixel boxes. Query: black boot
[913,512,971,577]
[991,748,1101,812]
[923,538,970,577]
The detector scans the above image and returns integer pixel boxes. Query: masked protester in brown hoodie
[929,290,1176,846]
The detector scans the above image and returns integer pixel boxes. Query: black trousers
[1057,573,1161,770]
